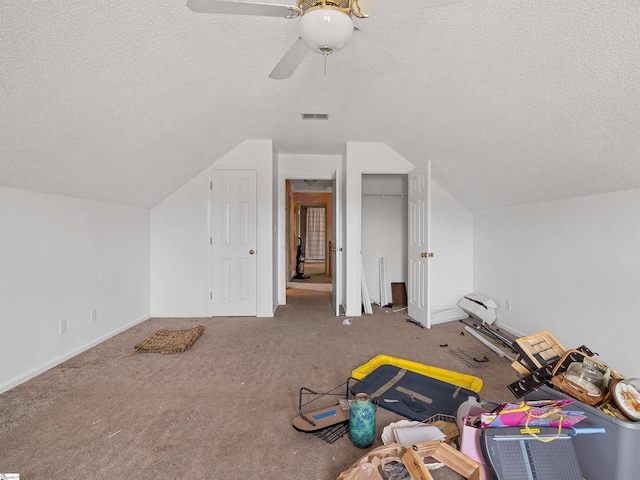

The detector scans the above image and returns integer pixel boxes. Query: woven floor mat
[133,325,205,354]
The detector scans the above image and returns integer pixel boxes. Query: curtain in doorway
[305,207,326,261]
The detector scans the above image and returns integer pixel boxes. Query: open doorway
[285,179,333,292]
[361,174,409,307]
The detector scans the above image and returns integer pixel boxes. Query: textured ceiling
[1,0,639,209]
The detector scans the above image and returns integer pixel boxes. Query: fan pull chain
[323,51,327,76]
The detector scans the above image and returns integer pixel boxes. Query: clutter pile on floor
[291,333,640,480]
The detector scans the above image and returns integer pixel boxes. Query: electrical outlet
[91,308,97,322]
[60,319,68,334]
[505,299,512,311]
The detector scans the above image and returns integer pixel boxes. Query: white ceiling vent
[301,113,329,120]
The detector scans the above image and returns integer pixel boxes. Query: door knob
[249,250,255,255]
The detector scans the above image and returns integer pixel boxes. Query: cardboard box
[338,441,483,480]
[457,294,497,325]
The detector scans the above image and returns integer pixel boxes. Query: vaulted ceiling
[1,0,639,209]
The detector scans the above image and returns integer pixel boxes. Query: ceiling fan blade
[356,0,463,16]
[347,28,401,76]
[270,37,309,80]
[186,0,300,18]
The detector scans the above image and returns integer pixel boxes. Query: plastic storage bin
[526,384,640,480]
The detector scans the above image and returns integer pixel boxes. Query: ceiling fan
[186,0,463,79]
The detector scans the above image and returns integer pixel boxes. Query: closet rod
[362,193,407,198]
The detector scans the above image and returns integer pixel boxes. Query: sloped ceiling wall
[1,1,638,209]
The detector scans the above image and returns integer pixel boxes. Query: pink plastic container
[459,414,491,480]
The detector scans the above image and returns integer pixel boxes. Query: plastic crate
[351,354,483,392]
[526,383,640,480]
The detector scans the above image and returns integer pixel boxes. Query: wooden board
[379,257,389,307]
[292,404,350,432]
[338,441,482,480]
[361,259,373,314]
[402,441,482,480]
[391,282,407,307]
[514,331,565,370]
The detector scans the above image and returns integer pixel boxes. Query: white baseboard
[492,321,525,338]
[0,314,150,395]
[430,317,463,326]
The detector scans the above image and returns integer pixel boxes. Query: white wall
[474,188,640,378]
[149,141,472,320]
[150,170,209,316]
[150,140,275,317]
[430,181,474,307]
[0,187,150,393]
[361,176,474,309]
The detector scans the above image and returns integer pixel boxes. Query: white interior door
[209,170,257,316]
[331,168,342,316]
[407,161,431,327]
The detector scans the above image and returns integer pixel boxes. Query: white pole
[464,326,515,362]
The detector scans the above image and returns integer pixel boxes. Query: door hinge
[210,237,212,245]
[210,181,213,190]
[210,292,213,300]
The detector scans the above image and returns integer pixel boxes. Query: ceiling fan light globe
[299,8,354,54]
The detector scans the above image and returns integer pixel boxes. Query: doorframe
[343,144,419,317]
[278,173,341,306]
[361,173,409,309]
[354,166,431,321]
[281,181,334,298]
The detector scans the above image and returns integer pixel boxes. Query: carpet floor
[0,289,520,479]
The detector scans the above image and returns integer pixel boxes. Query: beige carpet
[0,289,520,479]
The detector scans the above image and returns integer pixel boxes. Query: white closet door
[407,161,431,327]
[209,170,257,316]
